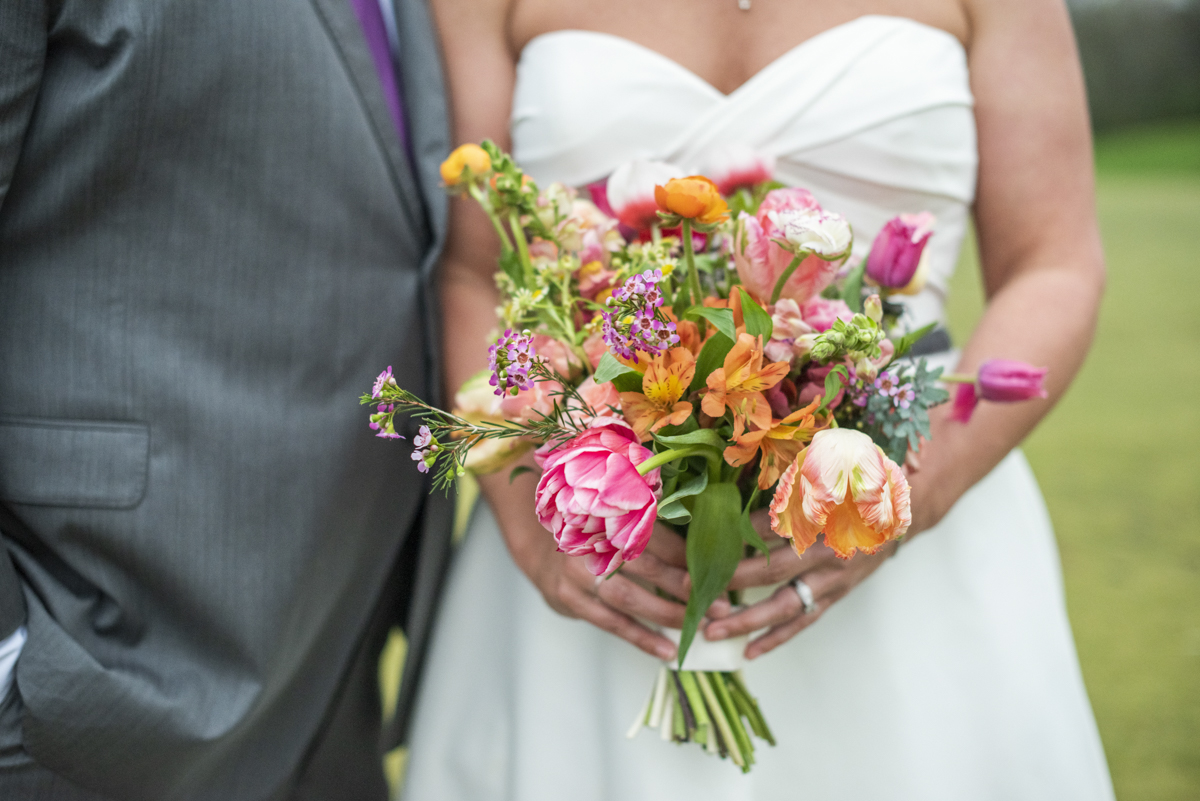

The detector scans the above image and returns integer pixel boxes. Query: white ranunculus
[767,209,852,258]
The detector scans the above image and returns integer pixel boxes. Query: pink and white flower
[733,188,844,304]
[534,419,663,576]
[696,144,777,195]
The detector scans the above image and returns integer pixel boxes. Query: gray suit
[0,0,452,798]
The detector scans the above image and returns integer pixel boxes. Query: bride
[403,0,1114,798]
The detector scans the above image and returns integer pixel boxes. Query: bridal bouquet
[364,142,1047,771]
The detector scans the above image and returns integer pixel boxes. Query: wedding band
[791,577,819,615]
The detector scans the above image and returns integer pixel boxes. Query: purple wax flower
[488,328,538,396]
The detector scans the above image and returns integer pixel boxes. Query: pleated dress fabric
[401,17,1116,801]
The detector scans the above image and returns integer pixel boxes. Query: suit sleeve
[0,0,48,216]
[0,0,47,637]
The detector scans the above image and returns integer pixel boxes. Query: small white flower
[767,209,852,258]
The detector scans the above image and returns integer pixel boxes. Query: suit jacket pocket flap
[0,418,150,509]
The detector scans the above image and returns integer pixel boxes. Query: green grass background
[945,118,1200,801]
[381,120,1200,798]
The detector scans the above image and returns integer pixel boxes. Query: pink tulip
[734,187,841,304]
[535,419,663,576]
[949,359,1049,422]
[769,428,911,560]
[606,160,686,232]
[697,144,777,195]
[865,213,934,288]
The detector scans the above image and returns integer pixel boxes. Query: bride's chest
[508,0,969,96]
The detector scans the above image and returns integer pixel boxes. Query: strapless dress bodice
[511,15,978,331]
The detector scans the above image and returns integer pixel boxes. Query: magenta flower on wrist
[534,419,662,577]
[949,359,1049,422]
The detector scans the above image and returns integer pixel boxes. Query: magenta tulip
[950,359,1049,422]
[865,213,933,288]
[534,419,662,576]
[978,359,1049,402]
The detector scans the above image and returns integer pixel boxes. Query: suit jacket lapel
[393,0,450,272]
[310,0,429,241]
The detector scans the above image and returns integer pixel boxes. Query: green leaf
[737,288,773,341]
[840,258,867,312]
[739,511,770,558]
[594,352,636,384]
[658,471,709,508]
[689,332,734,393]
[498,248,525,288]
[657,500,691,524]
[679,483,746,667]
[685,307,736,342]
[653,428,727,452]
[612,371,643,393]
[890,321,938,360]
[816,364,849,414]
[508,465,534,484]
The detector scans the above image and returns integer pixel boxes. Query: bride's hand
[514,517,705,661]
[701,508,898,659]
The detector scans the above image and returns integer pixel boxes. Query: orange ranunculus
[619,348,696,441]
[769,428,911,559]
[654,176,730,225]
[440,144,491,185]
[722,397,829,489]
[701,333,789,431]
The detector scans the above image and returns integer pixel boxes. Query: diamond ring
[791,577,819,615]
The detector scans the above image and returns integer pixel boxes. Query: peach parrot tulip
[769,428,911,559]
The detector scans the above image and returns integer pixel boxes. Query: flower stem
[635,446,703,476]
[468,183,515,254]
[681,219,704,308]
[768,253,803,306]
[509,207,535,286]
[938,373,977,384]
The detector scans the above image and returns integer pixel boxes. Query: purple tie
[349,0,410,156]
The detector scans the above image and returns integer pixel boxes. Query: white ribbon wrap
[660,627,748,671]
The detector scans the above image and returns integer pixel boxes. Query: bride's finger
[619,551,690,603]
[703,583,804,641]
[644,523,687,567]
[725,546,802,591]
[594,573,688,630]
[745,610,821,660]
[564,584,677,661]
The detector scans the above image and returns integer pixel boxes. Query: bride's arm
[708,0,1105,656]
[431,0,687,660]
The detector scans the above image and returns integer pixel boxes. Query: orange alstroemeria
[723,397,829,489]
[654,176,730,225]
[701,333,790,431]
[619,348,697,441]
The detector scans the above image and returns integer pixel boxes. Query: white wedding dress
[402,16,1115,801]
